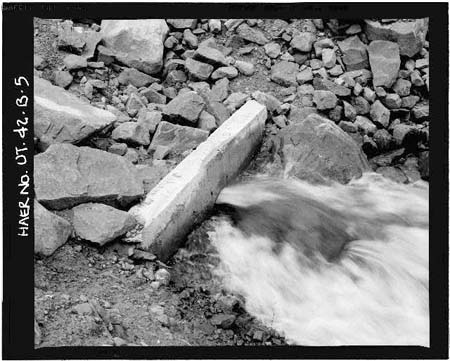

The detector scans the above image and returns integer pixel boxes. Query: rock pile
[34,17,429,256]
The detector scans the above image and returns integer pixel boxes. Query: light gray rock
[101,20,169,74]
[224,92,249,112]
[296,67,313,84]
[140,88,166,104]
[63,54,87,70]
[210,78,229,102]
[194,46,228,67]
[290,32,316,52]
[34,77,116,150]
[313,77,351,97]
[163,91,205,124]
[137,110,162,134]
[118,68,158,88]
[112,122,150,146]
[337,35,368,71]
[355,116,377,135]
[234,60,255,76]
[264,42,281,58]
[313,90,337,110]
[322,48,336,68]
[198,110,217,132]
[368,40,400,88]
[236,23,269,45]
[185,57,214,80]
[251,90,282,114]
[35,200,72,256]
[270,61,299,87]
[211,66,238,80]
[167,19,197,29]
[370,100,391,128]
[53,70,73,88]
[392,78,412,97]
[35,143,144,210]
[384,93,402,109]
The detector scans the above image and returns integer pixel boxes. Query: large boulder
[163,91,205,124]
[35,200,72,256]
[100,20,169,75]
[277,114,371,184]
[34,77,116,151]
[364,19,428,57]
[35,144,144,210]
[148,121,209,159]
[368,40,400,88]
[64,203,136,246]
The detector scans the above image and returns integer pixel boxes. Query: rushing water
[210,173,429,346]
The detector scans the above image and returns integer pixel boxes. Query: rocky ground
[34,17,429,347]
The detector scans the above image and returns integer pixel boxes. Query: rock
[251,91,282,115]
[313,78,351,97]
[279,114,370,184]
[148,121,208,158]
[362,135,378,157]
[392,123,415,146]
[194,46,228,67]
[97,45,115,65]
[112,122,150,146]
[410,70,425,87]
[163,91,205,125]
[136,163,172,192]
[339,120,357,133]
[63,54,87,70]
[140,88,166,105]
[273,115,288,128]
[35,143,144,210]
[198,110,217,132]
[108,143,128,156]
[354,115,377,135]
[166,70,187,85]
[118,68,158,88]
[401,95,420,109]
[373,129,393,152]
[210,314,236,329]
[53,70,73,88]
[34,319,42,347]
[368,40,400,88]
[101,20,169,74]
[288,106,318,124]
[185,57,214,80]
[376,166,407,183]
[137,110,162,134]
[206,101,231,125]
[353,96,371,115]
[34,55,47,70]
[415,58,428,69]
[264,42,281,58]
[314,38,334,57]
[73,302,93,315]
[270,61,299,87]
[125,93,145,117]
[234,60,255,76]
[296,68,313,84]
[210,78,229,102]
[154,268,171,286]
[290,32,316,52]
[418,151,429,180]
[34,77,116,150]
[364,19,428,57]
[412,101,429,121]
[167,19,197,29]
[313,90,337,110]
[362,87,376,103]
[35,200,72,256]
[343,101,357,121]
[211,66,238,80]
[183,29,198,48]
[208,19,222,33]
[322,48,336,68]
[224,92,249,112]
[57,20,101,59]
[236,23,269,45]
[337,35,368,71]
[392,78,412,97]
[346,24,362,35]
[370,100,391,128]
[384,93,402,109]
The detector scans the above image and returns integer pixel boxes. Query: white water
[210,173,429,346]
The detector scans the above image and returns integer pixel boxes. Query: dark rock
[368,40,400,88]
[376,166,407,183]
[224,92,249,112]
[343,101,357,121]
[329,106,343,122]
[373,129,393,152]
[164,91,205,124]
[339,120,357,133]
[362,135,378,157]
[35,143,144,210]
[418,151,429,180]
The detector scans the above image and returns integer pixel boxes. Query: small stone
[353,82,363,96]
[412,101,429,121]
[313,90,337,110]
[310,58,322,70]
[392,123,415,146]
[236,23,269,45]
[339,120,357,133]
[118,68,158,88]
[296,67,313,84]
[353,96,370,115]
[401,95,420,109]
[270,61,299,87]
[126,93,146,117]
[273,115,288,128]
[210,314,236,329]
[328,106,343,122]
[355,116,377,135]
[154,268,170,286]
[224,92,249,112]
[112,122,150,146]
[113,337,127,347]
[234,60,255,76]
[208,19,222,33]
[264,42,281,58]
[167,19,197,29]
[375,87,387,97]
[362,135,379,158]
[211,66,238,80]
[392,79,411,97]
[314,38,334,57]
[343,101,357,121]
[373,129,393,152]
[34,55,47,70]
[63,54,87,70]
[185,57,214,81]
[346,24,362,35]
[321,48,336,68]
[328,64,343,76]
[108,143,128,156]
[183,29,198,48]
[198,110,217,132]
[290,32,316,52]
[384,93,402,109]
[415,58,428,69]
[53,70,73,88]
[370,100,390,128]
[74,302,93,315]
[194,46,228,67]
[363,87,376,103]
[410,70,425,87]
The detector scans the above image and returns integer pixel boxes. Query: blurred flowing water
[210,173,429,346]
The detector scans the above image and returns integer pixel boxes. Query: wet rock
[290,32,316,52]
[118,68,158,88]
[53,70,73,88]
[194,46,228,67]
[35,143,144,210]
[167,19,197,29]
[34,77,116,150]
[211,66,238,80]
[370,100,390,128]
[368,40,400,88]
[185,57,214,80]
[163,91,205,125]
[364,18,428,57]
[112,122,150,146]
[355,115,377,135]
[313,78,351,97]
[236,23,269,45]
[234,60,255,76]
[35,200,72,256]
[322,48,336,68]
[313,90,337,110]
[392,78,411,97]
[63,54,87,70]
[270,61,299,87]
[337,35,368,71]
[148,121,208,158]
[210,314,236,329]
[101,20,169,74]
[279,113,370,183]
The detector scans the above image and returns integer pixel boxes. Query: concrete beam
[130,100,267,261]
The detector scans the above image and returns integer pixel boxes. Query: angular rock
[368,40,400,88]
[35,200,72,256]
[392,123,415,146]
[270,61,299,87]
[112,122,150,146]
[140,88,166,105]
[35,143,144,210]
[401,95,420,109]
[224,92,249,112]
[126,93,145,117]
[314,38,334,57]
[57,20,101,59]
[251,91,282,115]
[384,93,402,109]
[290,32,316,52]
[364,19,429,57]
[278,113,370,184]
[376,166,407,183]
[373,129,393,152]
[68,203,136,246]
[136,162,173,194]
[101,20,169,74]
[137,110,162,134]
[288,106,318,124]
[208,19,222,33]
[164,91,205,124]
[392,78,412,97]
[34,77,116,150]
[337,35,368,71]
[339,120,357,133]
[63,54,87,70]
[198,110,217,132]
[167,19,197,29]
[343,101,357,121]
[118,68,158,88]
[185,57,214,80]
[210,78,229,102]
[194,46,228,67]
[313,90,337,110]
[313,78,351,97]
[53,70,73,88]
[322,48,336,68]
[206,101,231,125]
[236,23,269,45]
[370,100,391,128]
[355,115,377,135]
[148,121,209,158]
[412,101,429,121]
[296,67,313,84]
[234,60,255,76]
[353,96,371,115]
[264,42,281,58]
